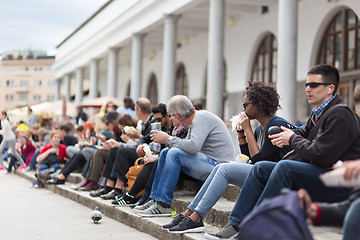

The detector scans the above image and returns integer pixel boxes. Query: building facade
[0,53,56,111]
[52,0,360,125]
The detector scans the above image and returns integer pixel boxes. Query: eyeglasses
[305,82,331,88]
[243,102,252,109]
[154,117,163,122]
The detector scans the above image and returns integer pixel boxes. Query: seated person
[59,122,78,147]
[164,81,293,233]
[206,64,360,239]
[136,95,235,217]
[299,159,360,240]
[8,133,36,173]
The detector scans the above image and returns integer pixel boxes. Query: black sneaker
[162,213,185,229]
[90,187,112,197]
[111,193,138,207]
[168,217,205,234]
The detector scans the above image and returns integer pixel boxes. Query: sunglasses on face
[154,117,163,122]
[305,82,331,88]
[243,102,251,109]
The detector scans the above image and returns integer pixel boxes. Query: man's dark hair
[152,103,167,117]
[60,124,71,133]
[246,81,280,116]
[103,111,120,125]
[123,97,135,110]
[307,64,340,93]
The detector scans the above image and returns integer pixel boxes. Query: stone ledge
[15,170,342,240]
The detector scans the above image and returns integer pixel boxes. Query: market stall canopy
[8,100,77,119]
[81,96,122,108]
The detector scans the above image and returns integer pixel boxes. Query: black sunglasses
[305,82,331,88]
[154,117,163,122]
[243,102,252,109]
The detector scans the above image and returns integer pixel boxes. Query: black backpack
[237,190,313,240]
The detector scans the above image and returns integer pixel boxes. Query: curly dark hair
[245,81,280,116]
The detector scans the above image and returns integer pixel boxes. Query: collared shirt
[312,94,337,120]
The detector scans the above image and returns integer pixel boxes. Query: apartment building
[0,52,56,111]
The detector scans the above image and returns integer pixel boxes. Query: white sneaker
[134,199,155,212]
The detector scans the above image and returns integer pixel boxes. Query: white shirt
[0,119,15,141]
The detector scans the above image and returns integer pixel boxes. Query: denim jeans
[187,162,253,218]
[228,160,350,227]
[29,149,40,170]
[8,155,26,172]
[343,197,360,240]
[150,147,218,205]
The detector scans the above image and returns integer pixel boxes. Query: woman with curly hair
[163,81,294,234]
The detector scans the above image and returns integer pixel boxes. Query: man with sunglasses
[207,64,360,239]
[136,95,235,217]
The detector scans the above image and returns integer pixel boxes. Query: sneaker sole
[137,212,172,217]
[169,226,205,234]
[204,233,223,240]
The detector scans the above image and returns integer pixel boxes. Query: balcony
[13,87,29,92]
[13,100,28,107]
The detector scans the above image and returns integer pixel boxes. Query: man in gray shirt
[136,95,235,217]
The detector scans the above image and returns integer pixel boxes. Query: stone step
[16,170,342,240]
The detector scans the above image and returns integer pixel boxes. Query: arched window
[251,33,277,84]
[147,73,158,105]
[317,8,360,106]
[175,63,188,96]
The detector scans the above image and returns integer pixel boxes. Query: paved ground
[0,171,157,240]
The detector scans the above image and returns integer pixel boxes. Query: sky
[0,0,109,55]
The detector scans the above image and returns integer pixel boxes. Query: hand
[136,145,145,156]
[96,133,106,142]
[298,189,318,219]
[102,141,111,150]
[238,112,251,132]
[107,139,120,149]
[120,133,130,143]
[341,160,360,181]
[126,129,142,139]
[48,148,58,154]
[150,130,170,144]
[269,126,294,148]
[144,154,159,164]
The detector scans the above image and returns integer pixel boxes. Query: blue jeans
[38,163,60,171]
[8,155,26,172]
[343,197,360,240]
[188,162,253,218]
[150,147,218,205]
[29,149,40,170]
[228,160,350,227]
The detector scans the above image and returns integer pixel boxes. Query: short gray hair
[167,95,195,117]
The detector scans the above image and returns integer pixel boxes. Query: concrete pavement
[0,171,157,240]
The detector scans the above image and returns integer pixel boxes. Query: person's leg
[66,146,80,159]
[149,148,169,199]
[102,147,118,180]
[343,197,360,240]
[111,148,139,188]
[228,161,276,227]
[190,162,253,219]
[86,149,108,181]
[29,149,40,170]
[128,162,155,197]
[8,140,25,166]
[0,140,8,167]
[258,160,350,204]
[60,153,86,178]
[155,147,218,206]
[7,155,16,173]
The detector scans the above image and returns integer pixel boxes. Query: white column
[131,33,145,100]
[75,67,83,106]
[161,14,179,103]
[64,74,71,101]
[54,79,61,101]
[107,48,118,97]
[277,0,298,123]
[206,0,225,117]
[89,59,98,99]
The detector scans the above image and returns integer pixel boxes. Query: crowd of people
[1,64,360,240]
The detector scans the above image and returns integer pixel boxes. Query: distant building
[0,51,56,110]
